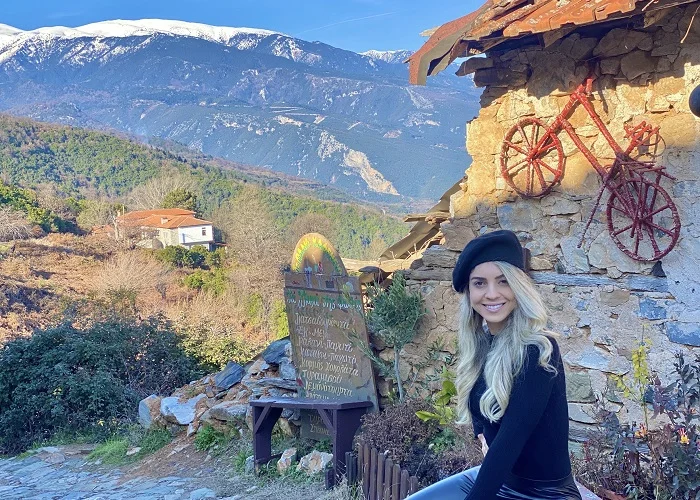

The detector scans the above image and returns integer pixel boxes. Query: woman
[410,230,581,500]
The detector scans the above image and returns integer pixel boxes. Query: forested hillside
[0,115,407,259]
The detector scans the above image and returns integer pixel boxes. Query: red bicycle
[500,75,680,262]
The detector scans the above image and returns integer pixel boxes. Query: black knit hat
[452,230,525,293]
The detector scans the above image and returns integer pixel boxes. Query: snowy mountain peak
[360,49,413,64]
[0,24,24,36]
[74,19,282,43]
[0,19,283,47]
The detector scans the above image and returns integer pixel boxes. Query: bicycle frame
[540,76,622,181]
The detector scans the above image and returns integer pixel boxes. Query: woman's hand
[478,433,488,457]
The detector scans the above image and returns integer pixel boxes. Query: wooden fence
[346,442,420,500]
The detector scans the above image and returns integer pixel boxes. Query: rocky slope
[0,20,480,201]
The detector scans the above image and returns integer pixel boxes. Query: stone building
[378,0,700,436]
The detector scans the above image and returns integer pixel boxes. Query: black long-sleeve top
[467,337,571,500]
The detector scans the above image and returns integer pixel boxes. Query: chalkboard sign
[284,234,378,439]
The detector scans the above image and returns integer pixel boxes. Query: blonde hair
[455,261,556,426]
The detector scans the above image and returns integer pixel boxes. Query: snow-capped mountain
[361,49,413,65]
[0,20,480,200]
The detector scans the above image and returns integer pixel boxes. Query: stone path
[0,447,223,500]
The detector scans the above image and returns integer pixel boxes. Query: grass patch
[194,424,237,454]
[87,427,173,465]
[135,428,172,456]
[87,437,129,464]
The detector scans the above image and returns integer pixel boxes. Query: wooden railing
[346,442,420,500]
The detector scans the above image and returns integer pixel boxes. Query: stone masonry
[380,7,700,439]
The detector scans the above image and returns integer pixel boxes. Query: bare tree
[286,212,334,248]
[0,208,32,242]
[126,173,196,210]
[76,199,121,230]
[91,251,172,306]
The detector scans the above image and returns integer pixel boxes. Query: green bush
[194,424,236,453]
[155,245,217,270]
[179,322,263,371]
[204,247,226,268]
[0,316,202,454]
[270,300,289,340]
[183,245,207,268]
[155,245,188,267]
[182,269,227,296]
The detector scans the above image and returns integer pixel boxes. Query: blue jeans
[407,466,583,500]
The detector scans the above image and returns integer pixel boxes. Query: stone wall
[380,6,700,437]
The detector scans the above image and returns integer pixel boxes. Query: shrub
[0,315,202,454]
[179,321,265,371]
[155,245,188,267]
[91,252,172,309]
[204,247,226,268]
[363,272,425,401]
[573,346,700,499]
[357,398,436,467]
[183,245,207,268]
[194,424,236,453]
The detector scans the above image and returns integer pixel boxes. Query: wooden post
[369,447,378,500]
[409,476,420,496]
[399,469,409,499]
[383,458,393,499]
[392,464,400,500]
[376,452,385,500]
[362,444,370,497]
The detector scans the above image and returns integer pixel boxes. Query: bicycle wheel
[500,117,564,198]
[606,176,680,261]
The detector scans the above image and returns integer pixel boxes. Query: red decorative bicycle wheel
[606,177,680,261]
[500,117,564,198]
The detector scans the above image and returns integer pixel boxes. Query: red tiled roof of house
[138,215,213,229]
[116,209,212,228]
[408,0,698,85]
[117,208,195,221]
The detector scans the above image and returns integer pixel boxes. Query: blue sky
[1,0,479,53]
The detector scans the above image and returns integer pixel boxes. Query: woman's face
[468,262,517,334]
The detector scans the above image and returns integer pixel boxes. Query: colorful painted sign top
[290,233,347,276]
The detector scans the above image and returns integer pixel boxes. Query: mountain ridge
[0,19,480,202]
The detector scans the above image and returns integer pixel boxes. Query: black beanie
[452,230,525,293]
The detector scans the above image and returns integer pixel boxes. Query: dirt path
[0,439,338,500]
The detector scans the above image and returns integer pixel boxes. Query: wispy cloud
[46,11,85,20]
[295,11,398,36]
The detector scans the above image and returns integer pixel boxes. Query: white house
[115,208,214,250]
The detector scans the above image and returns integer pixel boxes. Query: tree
[126,174,195,210]
[161,188,199,213]
[286,212,334,248]
[364,272,426,401]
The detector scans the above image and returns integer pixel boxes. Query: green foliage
[416,369,457,427]
[194,424,237,453]
[0,182,72,232]
[245,293,264,327]
[0,316,202,454]
[574,342,700,499]
[363,272,425,401]
[270,300,290,340]
[183,245,207,268]
[136,428,172,456]
[155,245,188,267]
[86,427,172,465]
[179,322,263,371]
[155,245,213,269]
[183,269,227,295]
[205,247,226,268]
[87,437,129,464]
[161,188,199,213]
[0,115,407,258]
